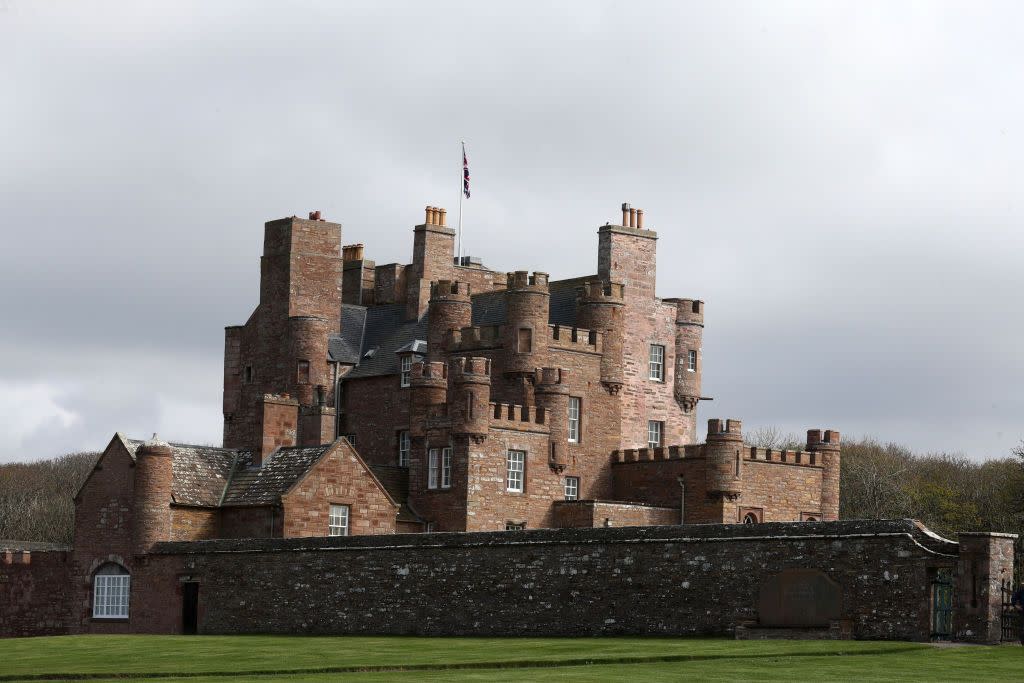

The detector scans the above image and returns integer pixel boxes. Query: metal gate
[1001,580,1020,643]
[930,569,953,641]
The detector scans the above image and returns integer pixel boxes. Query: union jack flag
[462,143,471,198]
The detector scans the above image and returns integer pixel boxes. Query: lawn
[0,635,1018,682]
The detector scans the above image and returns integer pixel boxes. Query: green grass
[0,635,1018,682]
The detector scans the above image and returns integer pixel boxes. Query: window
[398,430,410,467]
[506,450,525,492]
[743,513,758,524]
[567,397,581,443]
[517,328,532,353]
[505,522,526,531]
[328,504,350,536]
[800,512,821,522]
[647,420,663,448]
[297,360,310,384]
[244,365,253,383]
[564,476,579,501]
[740,507,763,524]
[441,446,452,489]
[687,349,697,372]
[649,344,665,380]
[92,564,130,619]
[428,448,440,489]
[343,433,357,446]
[400,355,413,387]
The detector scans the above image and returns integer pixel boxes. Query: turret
[534,367,571,471]
[502,271,550,377]
[807,429,841,521]
[576,281,625,394]
[131,435,174,555]
[288,315,331,407]
[705,419,743,499]
[409,361,448,438]
[451,357,492,441]
[667,298,704,413]
[428,280,472,362]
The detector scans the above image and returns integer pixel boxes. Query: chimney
[621,203,630,227]
[636,208,644,229]
[255,393,299,466]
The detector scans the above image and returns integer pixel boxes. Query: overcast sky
[2,1,1022,463]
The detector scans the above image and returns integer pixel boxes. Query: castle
[1,202,1015,642]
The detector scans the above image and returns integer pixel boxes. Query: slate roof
[344,303,428,380]
[329,306,366,363]
[220,445,330,506]
[124,439,244,507]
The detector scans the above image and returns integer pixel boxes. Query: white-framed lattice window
[564,476,579,501]
[506,522,526,531]
[649,344,665,381]
[567,397,581,443]
[687,349,697,372]
[92,563,130,619]
[398,430,410,467]
[329,504,350,536]
[428,448,440,489]
[441,446,452,488]
[400,355,413,387]
[506,449,525,493]
[647,420,663,448]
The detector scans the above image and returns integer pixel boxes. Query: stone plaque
[758,569,842,628]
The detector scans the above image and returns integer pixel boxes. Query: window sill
[91,617,130,622]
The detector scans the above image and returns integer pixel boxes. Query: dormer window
[400,355,413,387]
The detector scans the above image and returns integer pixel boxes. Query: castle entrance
[929,569,953,641]
[182,582,199,635]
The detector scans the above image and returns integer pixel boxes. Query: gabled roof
[124,438,241,507]
[220,445,330,506]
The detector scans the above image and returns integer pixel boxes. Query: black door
[182,583,199,635]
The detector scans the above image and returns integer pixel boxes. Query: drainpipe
[677,476,686,525]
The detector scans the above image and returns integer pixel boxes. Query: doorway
[182,582,199,635]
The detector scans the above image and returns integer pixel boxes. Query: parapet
[488,402,550,433]
[578,280,625,304]
[746,447,821,468]
[506,270,549,291]
[430,280,471,302]
[549,324,601,352]
[422,205,448,227]
[449,325,502,351]
[806,429,841,449]
[707,418,742,438]
[535,366,569,387]
[665,298,704,326]
[613,444,700,463]
[452,356,491,380]
[410,361,448,385]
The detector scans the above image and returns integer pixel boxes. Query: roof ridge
[218,450,241,507]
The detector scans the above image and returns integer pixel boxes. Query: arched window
[742,512,758,524]
[804,516,818,522]
[92,563,130,619]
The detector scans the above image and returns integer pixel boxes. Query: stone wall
[144,520,990,641]
[0,550,70,637]
[553,500,678,528]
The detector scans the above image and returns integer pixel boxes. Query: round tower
[667,298,703,414]
[288,315,330,406]
[576,281,625,393]
[408,361,448,438]
[502,271,549,377]
[807,429,841,521]
[451,357,492,441]
[704,418,743,499]
[428,280,472,362]
[534,367,571,471]
[131,434,174,555]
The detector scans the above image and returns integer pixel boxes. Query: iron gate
[1001,580,1020,643]
[930,569,953,641]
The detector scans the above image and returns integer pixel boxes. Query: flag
[462,143,471,199]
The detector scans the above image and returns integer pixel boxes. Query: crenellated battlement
[578,280,625,304]
[410,361,448,383]
[452,355,491,379]
[535,366,568,387]
[488,402,550,432]
[430,280,471,301]
[548,324,601,351]
[506,270,549,291]
[806,428,841,447]
[449,325,502,351]
[707,418,742,437]
[665,298,704,326]
[613,444,703,463]
[746,447,822,467]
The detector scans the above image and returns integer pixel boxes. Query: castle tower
[406,206,455,320]
[705,419,743,502]
[408,361,449,439]
[576,281,625,394]
[597,202,657,300]
[667,298,704,414]
[427,280,472,362]
[131,435,174,555]
[534,367,570,471]
[450,357,492,441]
[502,271,550,380]
[807,429,841,521]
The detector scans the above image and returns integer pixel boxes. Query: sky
[1,1,1023,463]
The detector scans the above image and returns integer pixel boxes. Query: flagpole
[457,140,465,266]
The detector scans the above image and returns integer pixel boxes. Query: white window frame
[567,397,581,443]
[441,446,452,489]
[564,476,579,501]
[687,349,697,372]
[649,344,665,381]
[398,430,410,467]
[328,503,350,536]
[400,355,413,387]
[92,568,130,619]
[647,420,663,448]
[506,449,525,493]
[428,448,439,489]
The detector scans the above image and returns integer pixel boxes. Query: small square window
[649,344,665,381]
[647,420,663,448]
[567,397,581,443]
[564,476,579,501]
[297,360,310,384]
[506,450,525,492]
[398,430,410,467]
[329,504,350,536]
[687,349,697,372]
[400,355,413,387]
[343,433,356,446]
